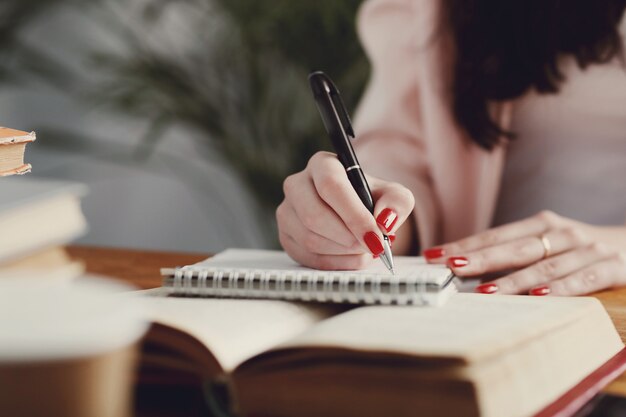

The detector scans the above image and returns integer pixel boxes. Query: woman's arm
[352,0,442,252]
[277,0,439,267]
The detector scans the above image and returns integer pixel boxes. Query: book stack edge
[0,127,87,281]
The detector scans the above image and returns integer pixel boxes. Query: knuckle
[562,277,580,294]
[550,280,567,295]
[561,227,588,246]
[315,174,342,198]
[282,173,300,197]
[389,184,415,209]
[536,210,560,228]
[569,270,597,293]
[278,231,287,247]
[613,251,626,265]
[278,232,292,253]
[302,233,322,253]
[307,151,324,167]
[480,231,501,248]
[300,212,322,232]
[535,258,559,278]
[348,238,362,250]
[403,188,416,209]
[515,239,539,259]
[443,243,459,254]
[453,238,476,253]
[582,271,598,287]
[275,203,287,225]
[345,219,373,236]
[588,242,611,257]
[308,151,336,171]
[496,276,519,293]
[469,253,488,273]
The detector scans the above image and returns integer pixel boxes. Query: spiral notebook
[160,249,456,306]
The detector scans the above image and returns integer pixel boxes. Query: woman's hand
[424,211,626,296]
[277,151,415,270]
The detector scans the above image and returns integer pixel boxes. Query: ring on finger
[539,234,552,259]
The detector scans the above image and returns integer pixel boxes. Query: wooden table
[67,245,626,398]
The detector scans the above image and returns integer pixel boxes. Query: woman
[276,0,626,296]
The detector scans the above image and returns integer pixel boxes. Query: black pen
[308,71,395,274]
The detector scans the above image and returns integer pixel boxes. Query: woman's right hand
[277,151,416,270]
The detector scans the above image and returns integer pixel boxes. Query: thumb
[369,178,415,235]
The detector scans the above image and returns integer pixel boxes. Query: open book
[139,286,626,417]
[160,249,456,306]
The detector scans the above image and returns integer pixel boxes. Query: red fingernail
[530,286,551,296]
[447,256,469,268]
[364,232,384,256]
[475,283,498,294]
[424,247,445,259]
[388,234,396,243]
[376,208,398,233]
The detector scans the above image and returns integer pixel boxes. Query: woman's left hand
[423,211,626,296]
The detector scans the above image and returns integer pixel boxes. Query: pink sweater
[353,0,512,250]
[354,0,626,249]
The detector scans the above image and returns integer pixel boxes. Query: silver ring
[539,234,552,259]
[345,164,361,172]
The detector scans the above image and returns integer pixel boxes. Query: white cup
[0,277,149,417]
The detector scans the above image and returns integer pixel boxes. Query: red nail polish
[376,208,398,233]
[530,286,551,296]
[364,232,384,256]
[388,234,396,243]
[475,283,498,294]
[447,256,469,268]
[423,247,445,259]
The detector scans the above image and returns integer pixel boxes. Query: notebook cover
[534,347,626,417]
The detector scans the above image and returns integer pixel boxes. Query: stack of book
[0,126,88,280]
[0,177,88,280]
[0,127,35,177]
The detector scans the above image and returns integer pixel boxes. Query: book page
[274,293,617,363]
[140,289,342,373]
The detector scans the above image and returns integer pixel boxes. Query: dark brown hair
[445,0,626,150]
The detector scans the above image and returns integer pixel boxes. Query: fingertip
[447,256,469,269]
[423,247,446,261]
[372,185,415,225]
[529,285,551,296]
[475,282,498,294]
[375,208,398,233]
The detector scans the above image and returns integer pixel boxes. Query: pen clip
[329,89,355,139]
[310,71,356,139]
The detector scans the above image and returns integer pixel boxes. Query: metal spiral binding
[171,267,445,305]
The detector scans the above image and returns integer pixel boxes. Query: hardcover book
[140,266,625,417]
[0,127,35,177]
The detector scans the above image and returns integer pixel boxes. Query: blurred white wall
[0,3,268,252]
